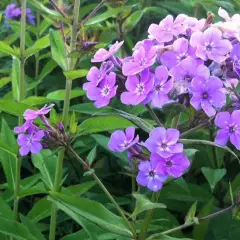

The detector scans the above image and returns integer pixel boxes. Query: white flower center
[135,83,145,95]
[101,85,110,97]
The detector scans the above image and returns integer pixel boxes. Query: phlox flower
[108,127,139,152]
[190,76,226,117]
[144,127,183,158]
[215,111,240,150]
[136,158,168,192]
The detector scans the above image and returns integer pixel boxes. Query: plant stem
[13,0,27,222]
[34,10,40,96]
[49,0,68,18]
[146,203,238,240]
[49,1,81,239]
[145,104,162,127]
[180,118,213,138]
[66,144,136,237]
[139,192,158,240]
[81,0,106,25]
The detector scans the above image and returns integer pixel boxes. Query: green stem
[145,104,162,127]
[13,0,26,222]
[66,145,136,238]
[139,192,158,240]
[49,1,81,239]
[146,203,237,240]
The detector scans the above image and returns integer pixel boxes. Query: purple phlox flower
[91,41,124,63]
[161,38,196,69]
[146,66,173,108]
[17,130,45,156]
[136,158,168,192]
[108,127,139,152]
[5,3,21,21]
[230,44,240,77]
[190,76,226,117]
[144,127,183,158]
[215,111,240,150]
[122,44,157,76]
[83,61,114,92]
[152,152,190,178]
[170,57,209,95]
[183,17,205,34]
[24,104,55,121]
[190,27,232,63]
[121,69,154,105]
[218,8,240,22]
[14,120,38,134]
[86,72,118,108]
[148,14,187,43]
[26,8,35,25]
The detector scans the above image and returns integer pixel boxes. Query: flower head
[108,127,139,152]
[152,153,190,178]
[122,45,157,76]
[17,130,45,156]
[190,27,232,63]
[5,3,21,21]
[121,69,154,105]
[190,76,226,117]
[230,44,240,77]
[144,127,183,158]
[215,111,240,150]
[161,38,195,68]
[148,14,187,43]
[146,66,173,107]
[23,104,55,121]
[170,58,209,95]
[86,72,118,108]
[136,158,168,192]
[91,41,124,63]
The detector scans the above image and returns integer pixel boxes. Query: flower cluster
[14,104,67,156]
[85,8,240,158]
[5,3,35,25]
[108,127,190,192]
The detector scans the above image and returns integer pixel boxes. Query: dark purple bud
[100,61,114,74]
[58,122,65,134]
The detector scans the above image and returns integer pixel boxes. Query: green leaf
[185,201,198,224]
[0,41,19,58]
[49,29,68,71]
[131,193,166,218]
[0,77,11,88]
[193,199,214,240]
[201,167,226,191]
[71,103,112,115]
[47,89,85,101]
[184,149,198,162]
[11,57,20,100]
[79,116,135,135]
[179,139,240,163]
[29,0,70,24]
[49,192,133,237]
[0,197,14,220]
[0,99,30,117]
[87,146,97,166]
[112,109,153,133]
[0,119,18,190]
[36,60,57,82]
[25,34,50,59]
[154,236,193,240]
[84,6,131,26]
[122,10,144,33]
[22,96,52,106]
[0,217,37,240]
[20,215,45,240]
[19,182,47,198]
[64,69,89,81]
[31,150,57,190]
[27,181,96,222]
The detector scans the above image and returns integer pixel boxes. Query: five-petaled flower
[136,158,168,192]
[24,104,55,121]
[144,127,183,158]
[215,111,240,150]
[108,127,139,152]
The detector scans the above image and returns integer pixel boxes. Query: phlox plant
[1,1,240,240]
